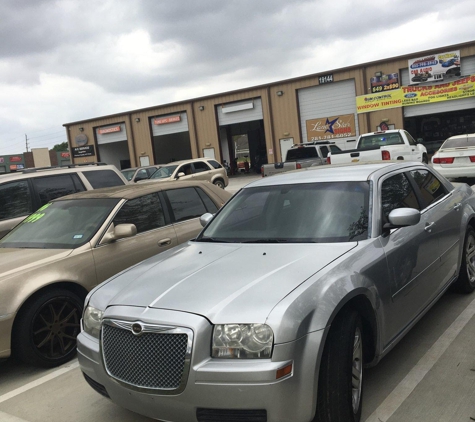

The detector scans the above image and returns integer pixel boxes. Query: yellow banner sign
[356,75,475,113]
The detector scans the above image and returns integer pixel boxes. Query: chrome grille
[101,320,192,392]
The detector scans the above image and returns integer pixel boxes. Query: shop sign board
[370,73,400,93]
[61,152,70,158]
[0,158,4,164]
[356,74,475,113]
[305,114,356,141]
[9,156,22,162]
[154,115,181,125]
[72,145,95,158]
[408,50,460,85]
[98,126,121,135]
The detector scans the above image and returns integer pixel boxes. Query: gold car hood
[0,248,72,278]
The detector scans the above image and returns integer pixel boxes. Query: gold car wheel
[13,289,84,367]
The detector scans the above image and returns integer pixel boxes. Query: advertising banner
[356,75,475,113]
[98,126,121,135]
[305,114,356,141]
[370,73,400,93]
[154,115,181,125]
[408,50,460,84]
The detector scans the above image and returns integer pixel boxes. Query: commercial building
[63,40,475,169]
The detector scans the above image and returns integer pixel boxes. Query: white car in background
[432,133,475,179]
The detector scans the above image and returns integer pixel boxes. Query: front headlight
[212,324,273,359]
[82,306,103,339]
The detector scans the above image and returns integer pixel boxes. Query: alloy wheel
[352,326,363,414]
[465,232,475,285]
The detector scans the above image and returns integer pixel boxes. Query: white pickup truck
[328,130,428,165]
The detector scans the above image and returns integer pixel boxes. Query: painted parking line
[0,361,79,405]
[365,294,475,422]
[0,410,31,422]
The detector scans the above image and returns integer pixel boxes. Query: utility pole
[25,134,29,152]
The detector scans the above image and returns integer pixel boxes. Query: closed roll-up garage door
[298,80,359,149]
[402,56,475,117]
[96,123,127,144]
[217,98,263,126]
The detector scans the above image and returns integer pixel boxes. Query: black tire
[422,153,429,164]
[315,308,364,422]
[213,179,225,189]
[453,229,475,294]
[12,288,84,367]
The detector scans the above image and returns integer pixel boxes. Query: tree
[52,141,68,152]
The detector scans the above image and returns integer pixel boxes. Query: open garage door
[150,112,192,164]
[217,98,267,174]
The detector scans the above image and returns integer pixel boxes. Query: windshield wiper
[241,239,290,243]
[196,237,231,243]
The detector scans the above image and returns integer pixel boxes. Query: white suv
[0,163,128,238]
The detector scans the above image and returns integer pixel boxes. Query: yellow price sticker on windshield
[24,203,51,223]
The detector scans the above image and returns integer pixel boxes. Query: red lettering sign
[9,156,22,162]
[61,152,70,158]
[98,126,121,134]
[154,115,181,125]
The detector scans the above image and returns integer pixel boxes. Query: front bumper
[77,307,323,422]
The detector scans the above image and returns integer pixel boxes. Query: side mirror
[200,213,214,227]
[176,172,185,179]
[384,208,420,229]
[101,223,137,244]
[134,174,148,182]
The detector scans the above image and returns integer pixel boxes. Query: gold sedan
[0,180,231,367]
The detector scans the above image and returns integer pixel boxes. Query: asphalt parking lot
[1,171,475,422]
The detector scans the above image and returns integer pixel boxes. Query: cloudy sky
[0,0,473,155]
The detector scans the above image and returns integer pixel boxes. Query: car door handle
[454,203,462,211]
[158,238,171,247]
[424,222,435,232]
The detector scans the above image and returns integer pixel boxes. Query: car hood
[0,248,73,279]
[94,242,357,323]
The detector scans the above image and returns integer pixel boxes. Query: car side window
[405,131,417,146]
[409,169,449,208]
[113,193,165,233]
[82,170,125,188]
[319,146,329,158]
[193,161,211,173]
[166,187,207,222]
[208,160,222,169]
[178,164,193,176]
[0,180,33,220]
[196,188,218,213]
[33,174,86,206]
[381,173,420,220]
[146,167,157,177]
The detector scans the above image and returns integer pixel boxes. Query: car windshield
[149,165,178,179]
[441,135,475,149]
[0,198,119,249]
[121,170,136,181]
[197,181,370,243]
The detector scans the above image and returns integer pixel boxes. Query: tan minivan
[0,180,231,367]
[0,163,128,239]
[145,158,229,188]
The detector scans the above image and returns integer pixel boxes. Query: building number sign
[318,74,333,84]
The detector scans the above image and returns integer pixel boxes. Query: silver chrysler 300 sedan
[78,161,475,422]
